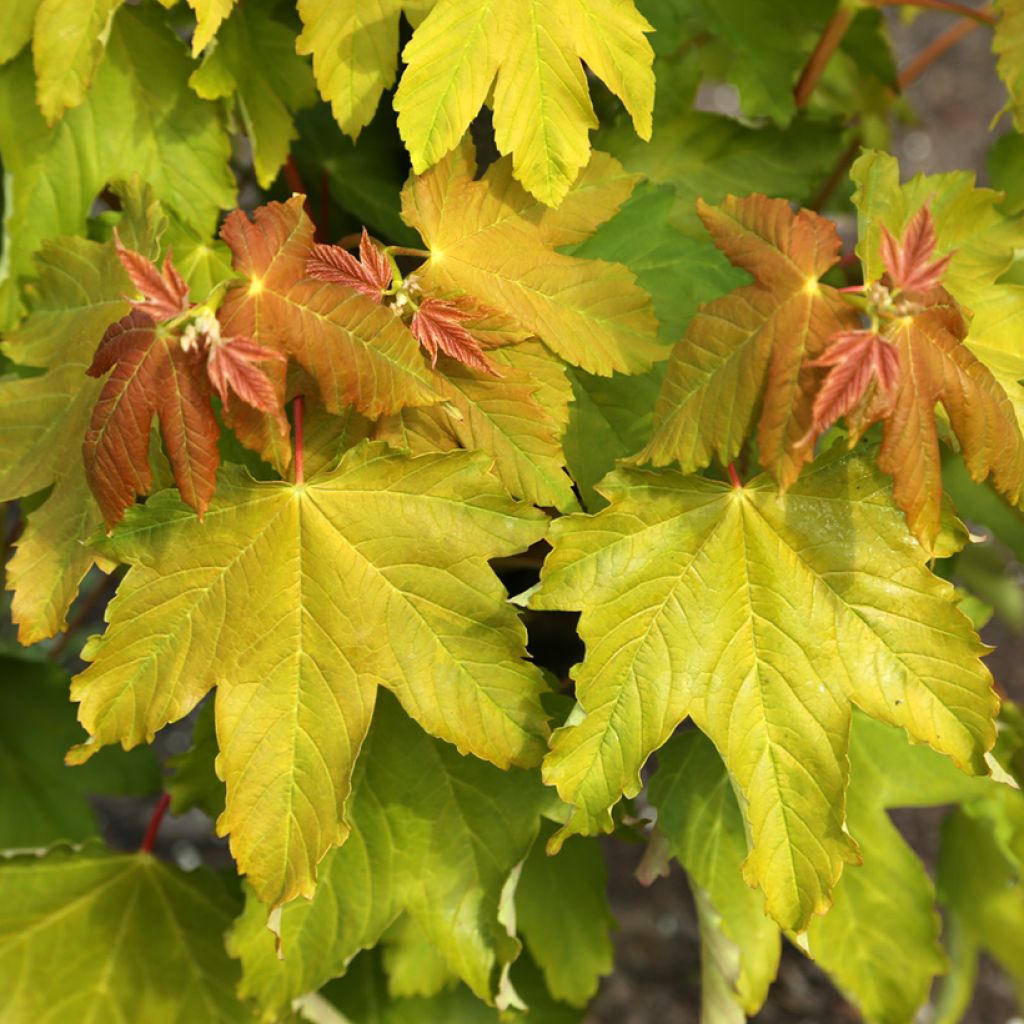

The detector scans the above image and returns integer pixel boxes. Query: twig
[897,11,989,88]
[140,793,171,854]
[293,395,305,486]
[810,134,864,211]
[876,0,995,25]
[795,9,855,108]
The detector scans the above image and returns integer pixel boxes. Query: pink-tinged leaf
[879,205,953,295]
[114,234,190,321]
[411,298,499,376]
[803,330,901,446]
[207,336,286,413]
[84,310,220,526]
[306,227,393,302]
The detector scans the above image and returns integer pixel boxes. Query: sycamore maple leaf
[410,297,499,376]
[801,330,901,447]
[639,194,858,485]
[307,227,393,301]
[879,203,953,295]
[306,228,499,374]
[802,207,1024,549]
[85,244,287,526]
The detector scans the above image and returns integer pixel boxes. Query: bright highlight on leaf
[394,0,655,206]
[532,446,996,931]
[68,445,550,908]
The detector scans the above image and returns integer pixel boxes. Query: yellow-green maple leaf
[0,843,249,1022]
[31,0,122,124]
[400,144,664,376]
[68,444,550,908]
[297,0,434,140]
[394,0,655,206]
[531,446,996,931]
[187,0,236,55]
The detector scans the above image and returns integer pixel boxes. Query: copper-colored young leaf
[84,309,220,526]
[802,330,901,447]
[879,204,953,296]
[114,233,190,321]
[640,194,858,486]
[206,336,286,413]
[878,298,1024,549]
[219,197,440,418]
[410,297,498,375]
[306,227,393,302]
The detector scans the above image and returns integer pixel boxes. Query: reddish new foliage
[879,205,952,295]
[85,309,221,526]
[114,233,190,321]
[307,227,393,301]
[801,330,901,447]
[84,244,287,525]
[411,298,498,375]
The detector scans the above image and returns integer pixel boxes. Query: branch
[898,11,989,88]
[139,793,171,854]
[795,8,855,108]
[876,0,995,25]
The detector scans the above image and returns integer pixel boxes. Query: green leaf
[994,0,1024,132]
[0,655,159,848]
[0,3,235,327]
[599,108,843,237]
[190,0,316,188]
[394,0,655,206]
[381,915,457,999]
[0,844,248,1022]
[935,794,1024,1023]
[31,0,122,124]
[531,445,996,932]
[401,143,665,376]
[228,693,547,1012]
[69,445,549,908]
[649,730,780,1017]
[0,0,39,65]
[516,822,615,1006]
[0,236,130,642]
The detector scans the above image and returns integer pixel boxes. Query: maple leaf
[84,308,222,526]
[114,232,190,320]
[307,227,394,301]
[67,445,550,908]
[879,203,953,295]
[639,194,859,486]
[410,297,498,375]
[531,446,996,932]
[0,843,250,1023]
[377,340,578,512]
[801,329,901,446]
[219,197,440,418]
[401,142,664,375]
[394,0,655,206]
[228,693,547,1011]
[205,333,286,413]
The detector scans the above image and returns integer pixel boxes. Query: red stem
[140,793,171,854]
[727,463,743,489]
[794,8,854,108]
[293,395,305,486]
[898,13,986,87]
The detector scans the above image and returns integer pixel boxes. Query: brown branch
[795,8,855,108]
[876,0,995,25]
[898,10,990,88]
